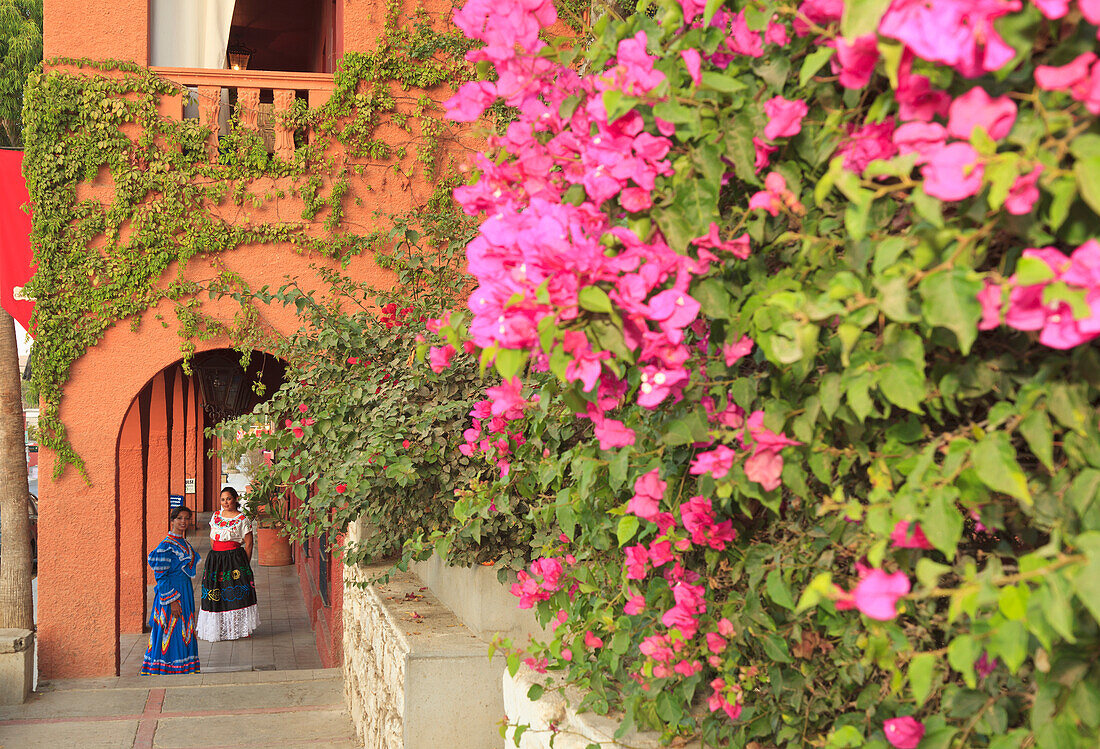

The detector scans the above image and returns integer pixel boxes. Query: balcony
[149,67,335,162]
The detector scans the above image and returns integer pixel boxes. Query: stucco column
[36,422,120,677]
[117,400,146,633]
[193,384,205,519]
[184,376,198,524]
[145,372,170,565]
[169,370,185,503]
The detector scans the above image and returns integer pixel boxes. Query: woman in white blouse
[196,487,259,641]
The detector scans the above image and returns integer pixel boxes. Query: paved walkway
[120,513,323,674]
[0,669,357,748]
[1,514,352,748]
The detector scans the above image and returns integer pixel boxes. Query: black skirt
[200,547,257,613]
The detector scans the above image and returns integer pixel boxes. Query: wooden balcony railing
[150,68,336,162]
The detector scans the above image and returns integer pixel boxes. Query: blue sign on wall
[169,494,185,508]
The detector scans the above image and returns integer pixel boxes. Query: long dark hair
[220,486,240,511]
[169,505,192,522]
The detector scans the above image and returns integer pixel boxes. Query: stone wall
[342,524,505,748]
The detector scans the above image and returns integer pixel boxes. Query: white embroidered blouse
[209,510,254,544]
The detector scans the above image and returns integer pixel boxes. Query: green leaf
[799,47,835,87]
[578,285,612,314]
[1014,255,1057,286]
[918,270,983,354]
[878,360,925,413]
[693,278,732,319]
[617,515,640,546]
[922,487,963,559]
[494,348,527,379]
[909,653,936,706]
[700,71,747,93]
[1018,409,1054,471]
[526,683,544,701]
[1074,156,1100,217]
[1073,554,1100,626]
[972,433,1033,505]
[947,634,979,689]
[766,569,796,610]
[988,619,1028,673]
[701,0,724,26]
[841,0,893,39]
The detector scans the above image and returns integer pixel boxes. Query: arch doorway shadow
[115,348,323,675]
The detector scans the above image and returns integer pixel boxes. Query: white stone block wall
[344,557,406,749]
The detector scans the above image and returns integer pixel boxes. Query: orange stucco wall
[36,0,465,678]
[44,0,148,65]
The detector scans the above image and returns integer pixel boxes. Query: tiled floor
[121,514,323,675]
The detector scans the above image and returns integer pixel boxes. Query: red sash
[212,540,241,551]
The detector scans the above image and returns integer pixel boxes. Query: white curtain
[150,0,237,69]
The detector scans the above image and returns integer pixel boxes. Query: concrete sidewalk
[0,668,358,748]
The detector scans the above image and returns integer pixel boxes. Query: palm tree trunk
[0,308,32,629]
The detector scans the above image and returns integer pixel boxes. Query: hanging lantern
[194,351,250,421]
[227,41,253,71]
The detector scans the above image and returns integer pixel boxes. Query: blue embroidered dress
[140,532,200,675]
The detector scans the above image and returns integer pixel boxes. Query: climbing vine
[22,0,476,477]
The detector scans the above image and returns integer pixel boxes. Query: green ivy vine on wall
[21,0,477,478]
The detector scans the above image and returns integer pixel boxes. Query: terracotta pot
[256,526,293,566]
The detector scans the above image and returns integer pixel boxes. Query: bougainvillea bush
[418,0,1100,745]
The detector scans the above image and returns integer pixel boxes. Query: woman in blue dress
[140,506,200,675]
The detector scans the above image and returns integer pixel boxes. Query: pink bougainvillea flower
[723,335,754,366]
[975,651,999,678]
[832,34,879,89]
[647,540,673,567]
[947,86,1017,140]
[1004,165,1043,215]
[593,417,636,450]
[302,418,315,426]
[1035,53,1096,91]
[896,63,951,121]
[850,568,911,620]
[584,631,604,649]
[627,469,666,520]
[836,118,899,173]
[793,0,843,36]
[346,356,359,365]
[921,142,984,201]
[298,403,308,413]
[693,222,752,259]
[690,446,737,479]
[429,344,457,373]
[486,376,528,417]
[763,96,809,140]
[680,48,702,86]
[624,594,646,615]
[1031,0,1069,17]
[879,0,1020,77]
[726,11,764,57]
[443,80,498,122]
[892,121,947,164]
[707,678,743,721]
[977,279,1003,330]
[764,21,789,46]
[705,631,727,653]
[749,171,803,216]
[884,716,925,749]
[523,657,549,673]
[335,483,347,494]
[752,136,777,173]
[890,521,933,549]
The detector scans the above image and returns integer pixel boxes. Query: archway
[114,349,291,666]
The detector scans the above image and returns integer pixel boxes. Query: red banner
[0,149,34,330]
